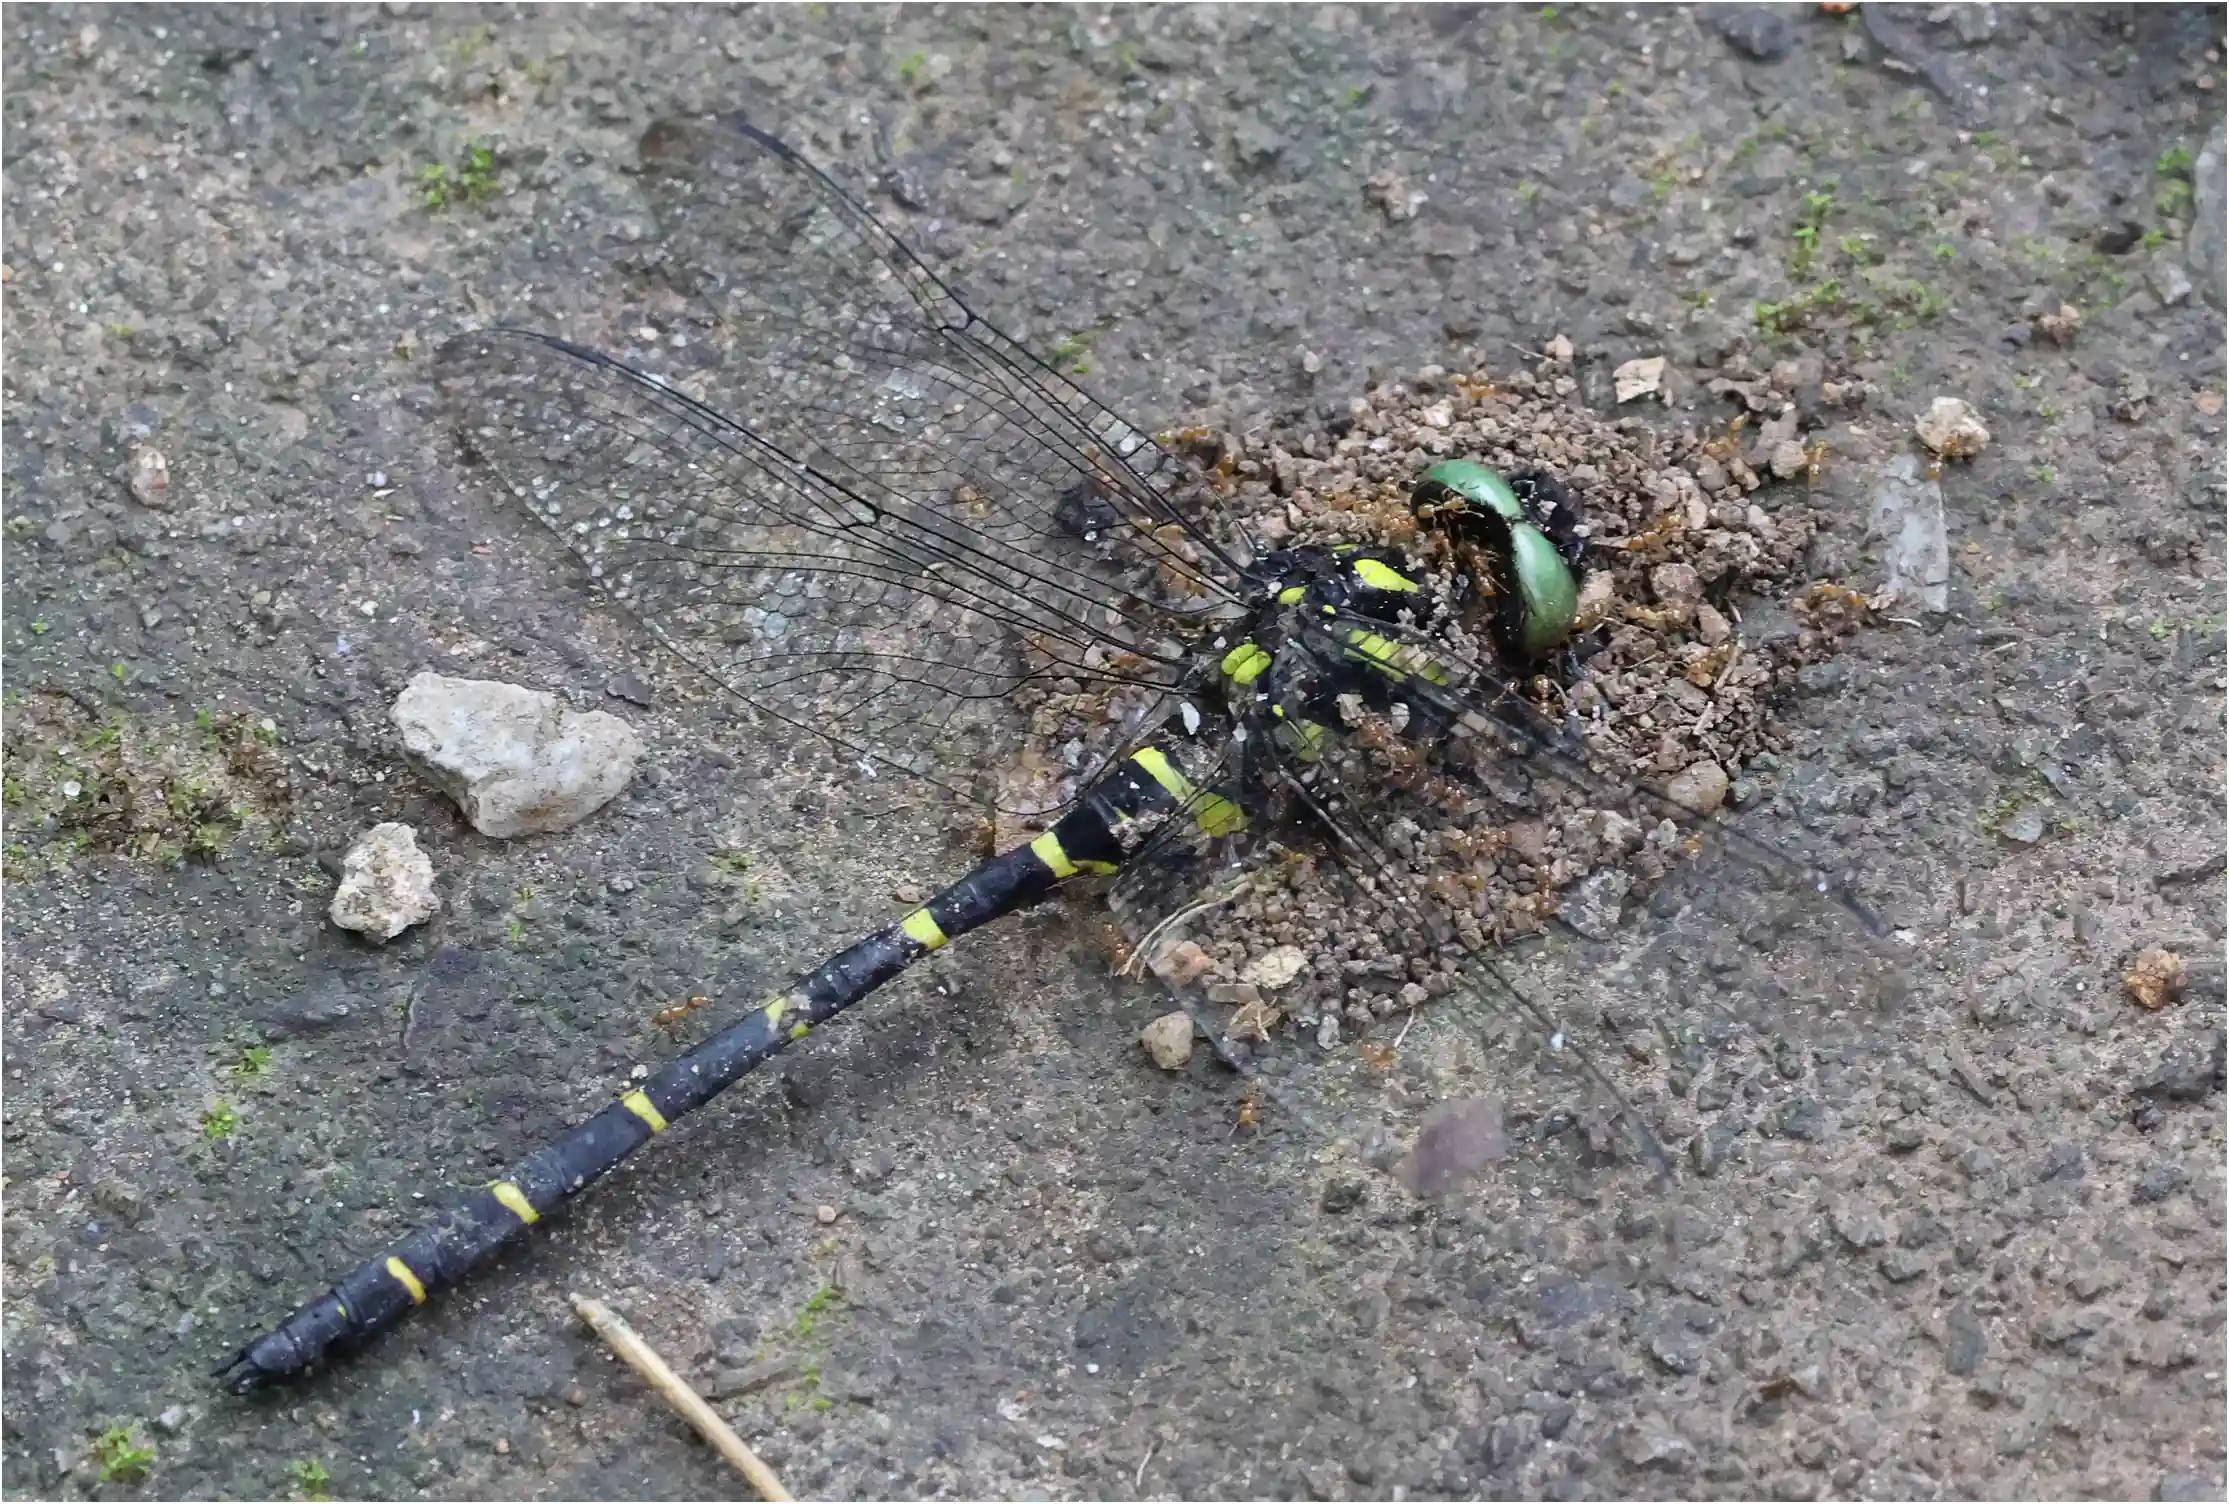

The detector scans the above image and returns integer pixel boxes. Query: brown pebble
[494,1438,510,1456]
[2123,948,2187,1011]
[564,1385,587,1407]
[815,1203,839,1224]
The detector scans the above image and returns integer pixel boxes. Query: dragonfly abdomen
[214,747,1209,1393]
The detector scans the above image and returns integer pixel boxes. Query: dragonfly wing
[440,329,1195,813]
[635,114,1257,614]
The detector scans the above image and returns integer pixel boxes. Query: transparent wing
[440,329,1197,812]
[1286,607,1908,1034]
[635,114,1258,612]
[1106,611,1910,1192]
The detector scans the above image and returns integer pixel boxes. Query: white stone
[329,822,440,941]
[1914,396,1990,459]
[2148,252,2194,307]
[1665,760,1730,815]
[1613,355,1666,403]
[1139,1012,1194,1071]
[126,447,171,509]
[393,671,643,838]
[1239,944,1308,989]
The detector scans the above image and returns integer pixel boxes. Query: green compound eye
[1414,459,1525,523]
[1411,460,1581,660]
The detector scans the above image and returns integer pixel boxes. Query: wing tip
[642,110,797,163]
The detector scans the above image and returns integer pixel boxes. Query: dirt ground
[3,5,2225,1500]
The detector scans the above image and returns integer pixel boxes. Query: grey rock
[2148,254,2194,308]
[2035,1140,2084,1183]
[1649,1327,1706,1375]
[1319,1178,1365,1214]
[328,821,440,942]
[1716,7,1793,61]
[701,1356,802,1400]
[1772,1096,1827,1142]
[1796,660,1849,697]
[2135,1028,2226,1102]
[1882,1122,1927,1154]
[393,671,643,838]
[2159,1473,2225,1503]
[258,978,360,1041]
[1998,806,2047,846]
[1879,1248,1930,1283]
[1951,3,1996,44]
[2133,1163,2187,1204]
[1619,1418,1694,1470]
[1558,867,1630,940]
[605,670,655,708]
[2189,124,2225,311]
[1691,1118,1742,1176]
[1868,452,1951,612]
[846,1147,895,1187]
[1945,1302,1986,1375]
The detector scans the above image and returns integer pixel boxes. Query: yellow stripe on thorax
[385,1256,427,1304]
[1352,558,1420,593]
[620,1089,668,1133]
[1219,641,1272,686]
[900,908,949,950]
[1341,629,1451,685]
[1129,748,1245,837]
[489,1181,539,1224]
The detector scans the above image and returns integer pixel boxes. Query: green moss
[287,1458,333,1501]
[235,1045,274,1080]
[1050,330,1095,375]
[93,1425,154,1485]
[1787,185,1837,278]
[203,1100,238,1140]
[794,1283,843,1338]
[422,142,499,211]
[2157,144,2195,177]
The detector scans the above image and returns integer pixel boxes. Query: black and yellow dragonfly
[215,116,1902,1393]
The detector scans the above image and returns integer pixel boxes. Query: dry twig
[570,1293,795,1502]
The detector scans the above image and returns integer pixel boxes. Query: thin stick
[570,1293,795,1503]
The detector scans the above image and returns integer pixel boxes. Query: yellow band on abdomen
[1031,830,1079,879]
[620,1089,667,1133]
[489,1181,539,1224]
[385,1256,427,1304]
[900,908,949,950]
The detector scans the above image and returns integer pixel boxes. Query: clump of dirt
[1,690,294,877]
[1096,345,1887,1046]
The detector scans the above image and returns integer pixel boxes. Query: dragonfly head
[1410,460,1590,660]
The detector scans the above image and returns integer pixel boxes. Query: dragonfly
[214,115,1904,1394]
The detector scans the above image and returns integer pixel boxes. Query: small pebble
[1915,396,1991,458]
[2123,948,2187,1011]
[815,1203,838,1224]
[1139,1012,1194,1071]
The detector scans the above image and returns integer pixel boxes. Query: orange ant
[652,994,713,1031]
